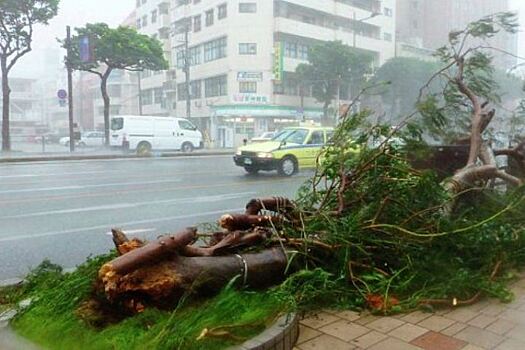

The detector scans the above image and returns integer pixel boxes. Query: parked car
[250,131,276,143]
[110,115,203,155]
[234,126,335,176]
[35,132,65,144]
[60,131,103,147]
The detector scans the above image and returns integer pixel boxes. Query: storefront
[211,104,323,148]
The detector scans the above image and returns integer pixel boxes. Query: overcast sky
[12,0,525,77]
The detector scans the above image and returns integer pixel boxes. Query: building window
[205,9,214,26]
[383,32,392,42]
[384,7,393,17]
[193,15,201,32]
[142,15,148,27]
[136,18,142,29]
[177,83,187,101]
[190,80,202,99]
[159,2,169,14]
[239,82,257,93]
[203,37,227,62]
[136,0,140,7]
[205,75,227,97]
[189,46,201,65]
[151,10,158,23]
[239,43,257,55]
[141,0,147,4]
[218,3,227,19]
[239,3,257,13]
[297,44,309,60]
[154,88,163,104]
[193,0,201,3]
[284,42,297,58]
[142,89,152,105]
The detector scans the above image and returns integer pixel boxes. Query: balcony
[275,17,387,53]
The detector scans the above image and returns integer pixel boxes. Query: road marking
[0,170,119,178]
[0,208,244,243]
[0,177,305,206]
[105,228,156,236]
[0,179,183,194]
[0,154,233,167]
[0,192,255,219]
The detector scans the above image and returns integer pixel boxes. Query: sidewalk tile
[504,325,525,342]
[441,322,467,336]
[443,308,478,323]
[459,345,485,350]
[410,331,467,350]
[485,319,516,335]
[301,312,340,329]
[467,314,497,328]
[297,325,322,345]
[493,337,525,350]
[499,309,525,325]
[350,331,387,348]
[336,310,361,322]
[355,315,382,326]
[367,317,405,333]
[481,303,507,317]
[401,311,433,324]
[298,334,356,350]
[388,323,428,342]
[367,337,423,350]
[417,315,455,332]
[454,326,504,349]
[319,320,370,342]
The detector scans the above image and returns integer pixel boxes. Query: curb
[0,151,234,163]
[230,313,299,350]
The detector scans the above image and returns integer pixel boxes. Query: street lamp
[352,11,381,48]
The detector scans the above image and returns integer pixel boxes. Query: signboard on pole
[57,89,67,107]
[273,42,283,82]
[79,35,95,63]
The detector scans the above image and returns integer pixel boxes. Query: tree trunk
[101,69,112,147]
[99,248,288,307]
[322,101,331,126]
[1,57,11,152]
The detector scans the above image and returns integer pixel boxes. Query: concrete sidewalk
[296,276,525,350]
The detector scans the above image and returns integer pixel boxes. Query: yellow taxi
[234,126,334,176]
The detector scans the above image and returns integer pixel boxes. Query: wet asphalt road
[0,155,308,282]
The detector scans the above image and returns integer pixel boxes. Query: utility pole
[137,70,143,115]
[183,26,191,120]
[66,26,75,152]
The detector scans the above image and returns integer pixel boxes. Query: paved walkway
[296,276,525,350]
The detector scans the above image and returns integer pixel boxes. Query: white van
[110,115,203,154]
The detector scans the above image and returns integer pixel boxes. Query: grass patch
[3,254,287,350]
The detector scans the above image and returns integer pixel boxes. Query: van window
[178,120,196,131]
[111,118,124,131]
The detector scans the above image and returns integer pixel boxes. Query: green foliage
[416,12,523,141]
[0,0,59,151]
[7,254,286,350]
[295,41,374,120]
[66,23,168,74]
[287,110,525,312]
[373,57,441,119]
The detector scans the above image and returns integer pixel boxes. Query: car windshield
[272,129,308,144]
[111,118,124,131]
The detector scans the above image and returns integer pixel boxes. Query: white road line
[0,170,119,178]
[0,192,255,219]
[0,179,183,194]
[105,228,156,236]
[0,208,244,243]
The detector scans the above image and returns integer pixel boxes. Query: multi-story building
[135,0,174,116]
[170,0,396,147]
[397,0,518,69]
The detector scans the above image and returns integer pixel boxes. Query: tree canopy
[0,0,59,151]
[66,23,169,145]
[296,41,374,124]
